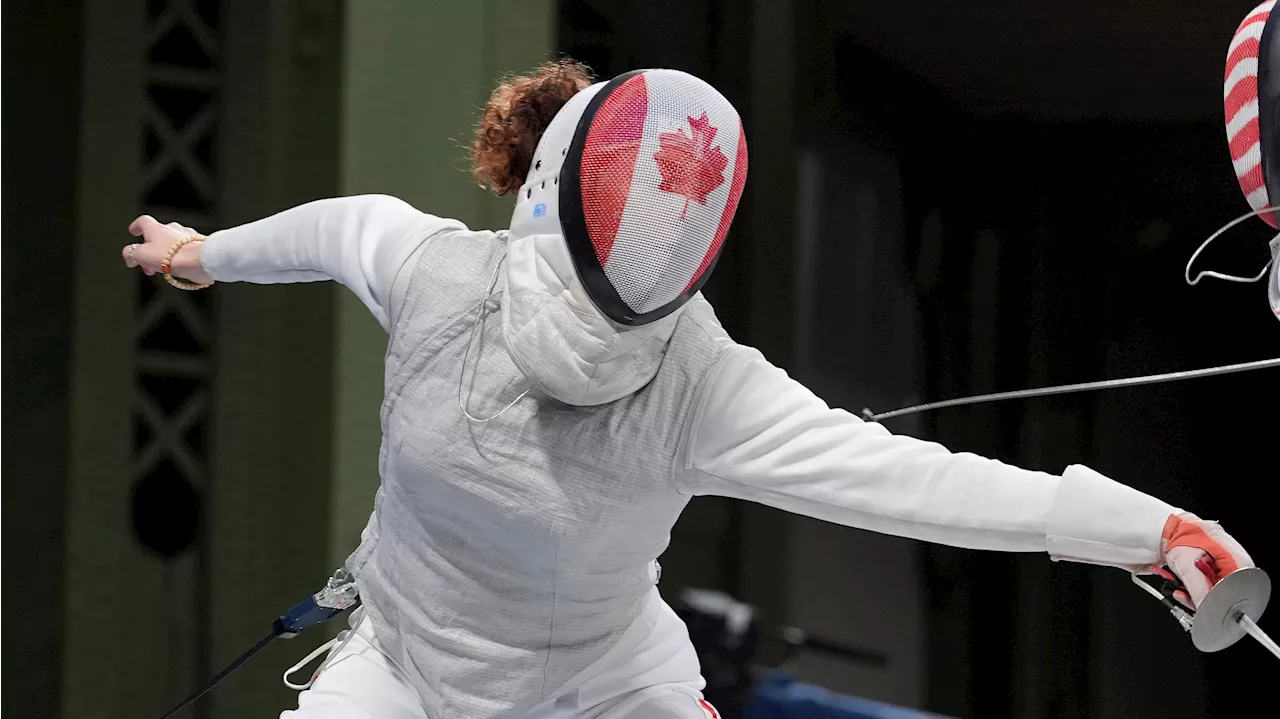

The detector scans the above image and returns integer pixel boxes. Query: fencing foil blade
[1238,613,1280,660]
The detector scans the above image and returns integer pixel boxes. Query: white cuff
[1046,465,1180,570]
[200,234,226,282]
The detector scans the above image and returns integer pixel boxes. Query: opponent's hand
[1160,513,1255,609]
[122,215,210,284]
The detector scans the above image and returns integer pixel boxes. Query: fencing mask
[1218,0,1280,319]
[504,69,748,405]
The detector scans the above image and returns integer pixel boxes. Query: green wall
[2,1,84,717]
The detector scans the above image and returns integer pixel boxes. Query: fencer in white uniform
[122,68,1255,719]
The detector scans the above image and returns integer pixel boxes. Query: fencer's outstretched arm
[201,195,463,328]
[682,344,1181,570]
[128,194,462,329]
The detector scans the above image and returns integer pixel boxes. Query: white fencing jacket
[200,194,1179,716]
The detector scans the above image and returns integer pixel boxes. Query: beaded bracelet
[161,236,214,291]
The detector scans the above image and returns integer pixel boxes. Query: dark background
[564,2,1280,712]
[6,1,1279,717]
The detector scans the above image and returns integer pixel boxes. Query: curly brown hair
[471,59,594,196]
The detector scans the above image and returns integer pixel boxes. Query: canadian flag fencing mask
[510,69,749,326]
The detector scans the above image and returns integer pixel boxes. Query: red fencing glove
[1161,513,1255,609]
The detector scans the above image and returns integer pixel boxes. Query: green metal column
[65,2,180,717]
[331,0,555,569]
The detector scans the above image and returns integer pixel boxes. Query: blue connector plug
[274,567,362,638]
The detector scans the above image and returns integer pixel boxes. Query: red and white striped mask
[1225,0,1279,227]
[1211,2,1280,320]
[512,69,748,326]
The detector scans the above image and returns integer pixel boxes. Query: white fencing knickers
[281,589,720,719]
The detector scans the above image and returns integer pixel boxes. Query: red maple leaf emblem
[654,112,728,219]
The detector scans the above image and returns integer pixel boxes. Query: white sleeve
[200,194,465,329]
[682,345,1179,569]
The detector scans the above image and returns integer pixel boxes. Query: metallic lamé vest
[345,227,733,717]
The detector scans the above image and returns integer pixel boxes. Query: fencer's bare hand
[122,215,211,284]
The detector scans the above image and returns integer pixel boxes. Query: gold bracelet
[161,236,214,291]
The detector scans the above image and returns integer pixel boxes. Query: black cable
[155,629,281,719]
